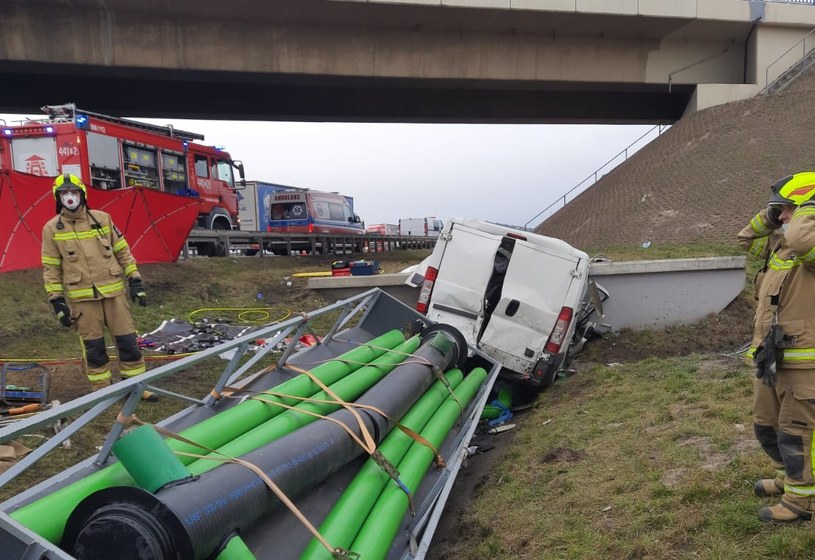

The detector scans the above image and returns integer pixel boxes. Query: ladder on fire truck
[41,104,206,143]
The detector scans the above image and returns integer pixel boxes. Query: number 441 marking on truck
[58,145,80,157]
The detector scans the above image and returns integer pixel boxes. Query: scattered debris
[487,424,516,435]
[139,318,258,355]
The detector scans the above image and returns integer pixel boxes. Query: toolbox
[331,260,351,276]
[350,260,381,276]
[1,363,49,405]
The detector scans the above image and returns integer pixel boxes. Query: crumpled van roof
[445,217,589,260]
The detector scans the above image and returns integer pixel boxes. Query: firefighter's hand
[767,206,783,228]
[129,277,147,307]
[50,297,72,327]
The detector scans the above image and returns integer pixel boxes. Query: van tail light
[416,266,438,314]
[544,307,574,353]
[308,223,314,233]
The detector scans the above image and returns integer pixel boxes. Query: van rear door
[425,223,500,342]
[477,239,585,375]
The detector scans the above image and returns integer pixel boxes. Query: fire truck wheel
[212,241,228,258]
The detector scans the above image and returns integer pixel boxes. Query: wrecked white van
[408,218,606,390]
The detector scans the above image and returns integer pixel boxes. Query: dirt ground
[427,420,520,559]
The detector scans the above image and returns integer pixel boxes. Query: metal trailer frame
[0,289,500,560]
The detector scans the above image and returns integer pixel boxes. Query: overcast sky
[2,112,657,228]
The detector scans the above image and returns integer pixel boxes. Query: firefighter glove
[767,206,783,228]
[754,324,785,388]
[129,277,147,307]
[50,297,72,328]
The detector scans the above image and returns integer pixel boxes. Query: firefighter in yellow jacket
[41,173,155,400]
[738,172,815,522]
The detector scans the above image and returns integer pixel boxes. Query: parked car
[398,217,444,237]
[407,218,607,390]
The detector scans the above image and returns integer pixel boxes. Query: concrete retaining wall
[308,256,748,331]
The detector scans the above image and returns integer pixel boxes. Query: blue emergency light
[45,126,54,134]
[75,114,89,129]
[2,128,11,137]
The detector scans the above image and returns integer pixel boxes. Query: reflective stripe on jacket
[41,208,140,302]
[738,207,815,369]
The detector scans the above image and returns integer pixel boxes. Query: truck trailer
[237,181,305,233]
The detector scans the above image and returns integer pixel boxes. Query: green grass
[437,355,815,560]
[581,240,744,262]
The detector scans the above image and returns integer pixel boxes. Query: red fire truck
[0,104,245,257]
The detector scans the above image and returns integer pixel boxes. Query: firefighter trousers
[753,367,815,512]
[70,295,145,385]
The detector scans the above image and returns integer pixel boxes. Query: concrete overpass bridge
[1,0,814,123]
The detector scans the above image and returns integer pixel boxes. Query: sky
[1,112,657,229]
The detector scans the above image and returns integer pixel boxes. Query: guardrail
[524,124,669,230]
[760,25,815,94]
[185,230,438,258]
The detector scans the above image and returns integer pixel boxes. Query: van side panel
[478,242,580,375]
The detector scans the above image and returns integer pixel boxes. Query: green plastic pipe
[187,335,422,476]
[112,425,192,493]
[10,329,405,544]
[349,367,489,560]
[216,535,257,560]
[299,368,464,560]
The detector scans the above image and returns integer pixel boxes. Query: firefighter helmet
[768,172,815,207]
[52,173,87,199]
[53,173,88,213]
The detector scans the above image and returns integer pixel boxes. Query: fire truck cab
[0,104,245,256]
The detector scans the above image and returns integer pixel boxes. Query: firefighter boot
[754,478,784,498]
[141,390,159,403]
[757,500,813,523]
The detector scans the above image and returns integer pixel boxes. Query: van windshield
[270,201,307,220]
